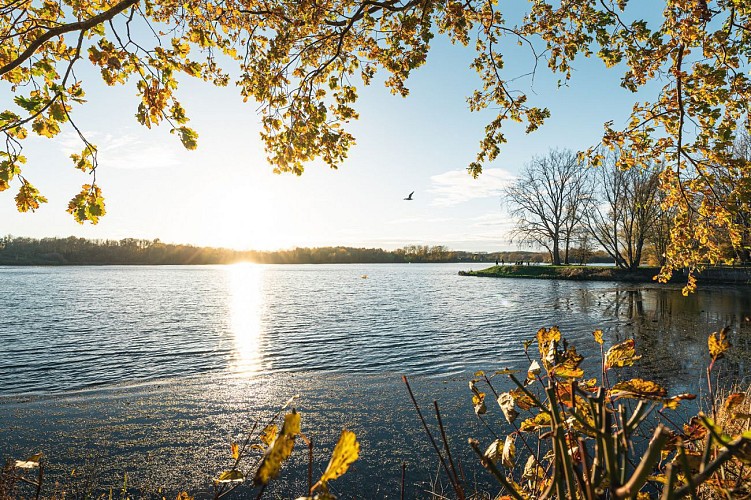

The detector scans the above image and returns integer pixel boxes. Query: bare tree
[583,152,662,270]
[504,150,588,265]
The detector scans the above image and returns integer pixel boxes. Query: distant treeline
[0,236,614,265]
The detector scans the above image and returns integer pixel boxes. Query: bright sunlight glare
[227,263,265,375]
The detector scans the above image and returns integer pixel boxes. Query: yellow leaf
[214,470,244,483]
[661,393,696,410]
[282,409,301,437]
[520,412,552,432]
[472,392,485,406]
[253,410,301,485]
[510,387,535,410]
[604,339,642,369]
[537,326,561,367]
[175,492,194,500]
[494,368,521,376]
[551,365,584,379]
[473,391,487,415]
[319,430,360,485]
[592,329,604,345]
[610,378,668,400]
[708,327,730,361]
[260,424,277,447]
[231,442,239,460]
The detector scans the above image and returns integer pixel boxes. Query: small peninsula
[459,264,751,285]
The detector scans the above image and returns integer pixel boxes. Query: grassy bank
[458,264,674,282]
[460,264,751,285]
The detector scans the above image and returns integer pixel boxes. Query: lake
[1,264,749,497]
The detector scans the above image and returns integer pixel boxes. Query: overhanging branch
[0,0,140,77]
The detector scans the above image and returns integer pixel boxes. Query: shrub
[406,327,751,499]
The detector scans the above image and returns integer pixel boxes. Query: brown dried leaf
[497,392,518,423]
[610,378,668,400]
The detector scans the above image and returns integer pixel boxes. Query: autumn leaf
[708,327,730,362]
[592,329,604,345]
[15,182,47,212]
[510,387,535,410]
[318,430,359,485]
[494,368,521,376]
[698,413,733,446]
[536,326,561,367]
[610,378,668,400]
[260,424,277,447]
[173,126,198,150]
[722,393,745,418]
[497,392,518,423]
[604,339,642,369]
[683,416,708,442]
[520,412,552,432]
[14,452,42,469]
[501,435,516,468]
[661,393,697,410]
[522,455,545,482]
[551,365,584,379]
[214,470,243,483]
[231,442,239,460]
[473,392,487,415]
[253,409,301,485]
[527,360,541,380]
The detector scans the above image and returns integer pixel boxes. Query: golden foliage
[603,339,642,369]
[592,329,603,345]
[253,409,301,485]
[709,327,731,362]
[318,430,360,486]
[214,470,244,483]
[610,378,668,400]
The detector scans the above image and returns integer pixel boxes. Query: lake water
[1,264,750,497]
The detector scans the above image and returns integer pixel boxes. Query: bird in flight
[404,191,414,201]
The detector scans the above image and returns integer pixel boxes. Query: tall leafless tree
[504,149,588,265]
[583,152,662,270]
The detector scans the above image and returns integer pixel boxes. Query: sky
[1,8,653,252]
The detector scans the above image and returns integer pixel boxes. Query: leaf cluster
[459,326,751,499]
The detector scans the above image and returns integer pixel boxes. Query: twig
[402,376,464,500]
[433,401,463,496]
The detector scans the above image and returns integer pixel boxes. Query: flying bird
[404,191,414,201]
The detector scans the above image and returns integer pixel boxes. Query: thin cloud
[429,168,515,206]
[386,216,458,225]
[58,132,181,169]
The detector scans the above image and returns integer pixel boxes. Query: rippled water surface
[2,264,751,497]
[2,263,750,395]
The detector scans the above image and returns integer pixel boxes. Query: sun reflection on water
[226,263,265,376]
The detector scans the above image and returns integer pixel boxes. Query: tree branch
[0,0,140,77]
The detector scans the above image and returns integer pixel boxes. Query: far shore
[459,264,751,285]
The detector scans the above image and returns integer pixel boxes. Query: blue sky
[2,19,647,252]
